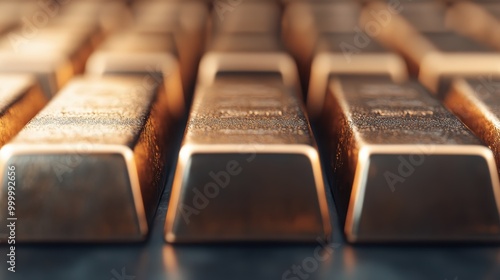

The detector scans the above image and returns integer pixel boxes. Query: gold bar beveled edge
[197,52,300,88]
[0,144,149,240]
[164,144,332,243]
[345,144,500,243]
[307,52,408,119]
[418,53,500,93]
[85,52,179,76]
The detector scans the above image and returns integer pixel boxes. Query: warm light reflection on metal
[85,31,184,118]
[165,74,331,243]
[0,25,101,96]
[321,76,500,242]
[0,75,47,146]
[0,76,173,242]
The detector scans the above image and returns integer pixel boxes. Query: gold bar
[85,30,184,118]
[165,73,331,243]
[198,34,299,88]
[0,24,100,97]
[0,76,172,242]
[320,75,500,242]
[133,1,208,94]
[361,1,500,93]
[0,74,47,146]
[446,77,500,172]
[307,34,408,119]
[282,1,362,95]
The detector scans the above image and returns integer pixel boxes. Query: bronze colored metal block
[320,75,500,242]
[199,34,299,88]
[133,1,208,95]
[446,78,500,173]
[282,1,362,95]
[360,1,500,92]
[307,34,408,119]
[165,74,331,243]
[0,25,100,97]
[86,30,184,118]
[0,76,172,242]
[0,75,47,146]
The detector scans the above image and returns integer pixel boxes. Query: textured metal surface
[0,75,47,146]
[85,30,184,118]
[361,1,500,93]
[0,76,173,241]
[187,74,311,145]
[446,78,500,172]
[165,74,331,242]
[320,75,500,242]
[0,25,99,96]
[199,35,299,88]
[307,33,408,119]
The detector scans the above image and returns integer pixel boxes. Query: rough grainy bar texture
[0,75,47,146]
[0,76,172,242]
[321,75,500,242]
[446,78,500,171]
[165,74,330,243]
[186,75,312,145]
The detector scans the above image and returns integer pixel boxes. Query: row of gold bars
[0,0,500,243]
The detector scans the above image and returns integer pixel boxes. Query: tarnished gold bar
[307,34,408,119]
[198,34,299,88]
[0,24,100,97]
[85,30,184,118]
[165,74,331,243]
[361,1,500,93]
[320,75,500,242]
[0,76,172,242]
[0,75,47,146]
[445,78,500,172]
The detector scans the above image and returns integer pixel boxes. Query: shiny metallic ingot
[282,1,363,91]
[0,76,172,242]
[0,74,47,146]
[307,34,408,119]
[0,24,100,97]
[360,1,500,92]
[85,31,184,118]
[446,77,500,172]
[199,34,299,88]
[321,76,500,242]
[165,74,331,242]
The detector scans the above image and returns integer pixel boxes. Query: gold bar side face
[0,76,172,242]
[321,75,500,242]
[0,75,47,147]
[165,74,331,243]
